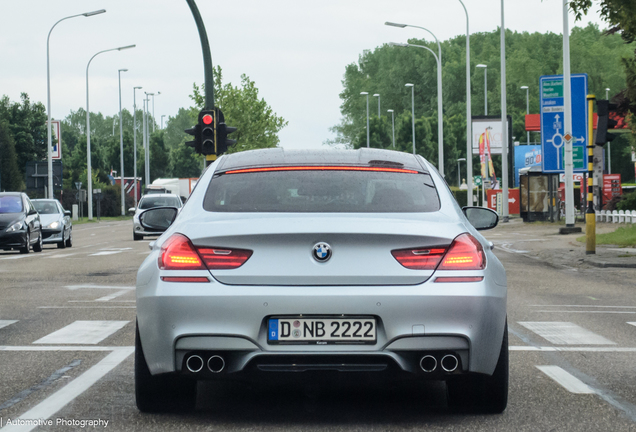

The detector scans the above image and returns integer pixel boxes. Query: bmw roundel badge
[312,242,332,262]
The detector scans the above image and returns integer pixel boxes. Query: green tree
[0,120,21,191]
[191,66,288,153]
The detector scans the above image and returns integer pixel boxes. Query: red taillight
[391,234,485,271]
[159,234,206,270]
[223,166,419,175]
[391,247,447,270]
[159,234,253,271]
[197,247,253,270]
[437,234,485,270]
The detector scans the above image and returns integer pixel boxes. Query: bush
[617,190,636,211]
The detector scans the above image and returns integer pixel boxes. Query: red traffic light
[202,114,213,125]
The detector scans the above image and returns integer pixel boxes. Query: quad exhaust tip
[420,355,437,372]
[207,355,225,373]
[441,354,458,372]
[186,355,204,373]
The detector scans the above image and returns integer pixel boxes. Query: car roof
[215,148,427,173]
[141,193,180,199]
[0,192,23,196]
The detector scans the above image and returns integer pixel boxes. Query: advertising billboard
[472,116,511,155]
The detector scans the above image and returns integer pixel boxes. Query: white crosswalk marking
[519,322,615,345]
[536,366,595,394]
[0,320,18,330]
[33,321,129,345]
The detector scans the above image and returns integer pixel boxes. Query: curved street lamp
[133,86,142,207]
[385,22,444,175]
[118,68,128,216]
[405,83,415,155]
[86,44,136,220]
[46,9,106,198]
[360,92,369,148]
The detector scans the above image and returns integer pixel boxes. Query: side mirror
[138,207,178,233]
[64,210,71,216]
[28,208,38,216]
[462,207,499,230]
[128,207,136,214]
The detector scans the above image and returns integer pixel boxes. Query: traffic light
[199,110,217,155]
[595,99,618,146]
[215,109,237,155]
[184,123,201,153]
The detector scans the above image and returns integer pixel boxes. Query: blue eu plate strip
[268,319,278,340]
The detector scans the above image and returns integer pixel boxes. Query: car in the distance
[0,192,43,254]
[134,148,507,414]
[32,199,72,249]
[130,193,183,241]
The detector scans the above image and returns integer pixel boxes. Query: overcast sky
[2,1,605,149]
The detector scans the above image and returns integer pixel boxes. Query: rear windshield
[0,196,23,214]
[203,169,440,213]
[139,196,181,209]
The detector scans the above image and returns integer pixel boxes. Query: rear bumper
[137,256,507,378]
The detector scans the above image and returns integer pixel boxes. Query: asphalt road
[1,220,636,431]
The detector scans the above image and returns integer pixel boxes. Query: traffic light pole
[586,94,596,254]
[186,0,215,110]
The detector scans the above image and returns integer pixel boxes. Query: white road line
[0,320,18,330]
[0,346,128,352]
[627,322,636,328]
[532,305,636,309]
[88,251,122,256]
[519,322,615,345]
[536,365,595,394]
[0,255,34,260]
[535,310,636,314]
[45,253,81,259]
[95,289,131,302]
[510,346,636,352]
[0,347,133,432]
[37,306,136,309]
[33,321,129,345]
[496,243,529,254]
[65,284,135,290]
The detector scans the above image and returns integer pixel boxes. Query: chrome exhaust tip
[186,355,204,373]
[441,354,458,372]
[207,355,225,373]
[420,355,437,372]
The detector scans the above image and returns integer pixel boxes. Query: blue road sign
[540,74,588,173]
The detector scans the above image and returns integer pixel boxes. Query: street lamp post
[86,44,135,220]
[133,86,142,208]
[457,0,473,206]
[405,83,415,155]
[520,86,530,144]
[118,68,128,216]
[457,157,466,187]
[606,87,611,173]
[387,109,395,148]
[476,64,487,115]
[360,92,369,148]
[385,22,445,176]
[46,9,106,199]
[500,0,509,222]
[161,115,166,130]
[150,92,160,132]
[373,94,381,118]
[143,94,152,186]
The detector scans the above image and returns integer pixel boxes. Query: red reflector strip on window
[161,276,210,283]
[197,247,253,270]
[391,247,448,270]
[434,276,484,283]
[223,166,419,175]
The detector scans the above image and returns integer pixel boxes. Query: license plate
[268,317,376,344]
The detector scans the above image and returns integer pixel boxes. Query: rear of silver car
[135,149,507,413]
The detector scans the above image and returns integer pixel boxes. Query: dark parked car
[32,199,73,248]
[0,192,43,254]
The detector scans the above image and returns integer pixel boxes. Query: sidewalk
[486,217,636,269]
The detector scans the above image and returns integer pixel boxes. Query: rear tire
[20,232,30,254]
[135,322,197,412]
[447,322,508,414]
